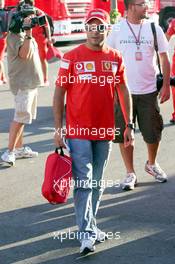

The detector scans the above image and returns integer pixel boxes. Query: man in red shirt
[166,19,175,123]
[53,8,133,255]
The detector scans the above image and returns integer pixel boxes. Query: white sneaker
[95,228,108,243]
[145,161,167,183]
[122,172,137,191]
[39,81,49,87]
[80,239,95,255]
[15,146,38,159]
[1,150,15,166]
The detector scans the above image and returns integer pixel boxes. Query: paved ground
[0,43,175,264]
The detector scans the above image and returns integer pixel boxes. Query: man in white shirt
[107,0,170,190]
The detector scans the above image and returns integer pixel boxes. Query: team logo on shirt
[75,63,83,71]
[103,62,112,71]
[74,61,95,73]
[79,74,92,81]
[85,62,94,71]
[102,61,118,73]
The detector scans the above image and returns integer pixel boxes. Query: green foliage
[110,9,121,24]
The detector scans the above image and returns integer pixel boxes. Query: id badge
[135,51,143,61]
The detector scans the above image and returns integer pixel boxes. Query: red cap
[85,8,110,24]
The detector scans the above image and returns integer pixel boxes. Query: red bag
[46,45,63,63]
[42,148,72,204]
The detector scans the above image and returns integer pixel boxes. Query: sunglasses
[133,1,150,8]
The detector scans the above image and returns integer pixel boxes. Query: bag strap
[151,22,162,75]
[55,147,64,156]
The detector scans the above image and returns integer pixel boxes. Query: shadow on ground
[0,106,55,157]
[0,175,175,264]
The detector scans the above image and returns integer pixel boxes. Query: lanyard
[126,19,143,49]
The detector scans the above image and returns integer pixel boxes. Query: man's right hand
[159,84,170,104]
[54,129,66,148]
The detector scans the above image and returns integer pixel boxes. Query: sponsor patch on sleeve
[112,62,118,74]
[60,59,70,70]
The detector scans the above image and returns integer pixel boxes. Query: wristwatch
[25,35,32,40]
[126,123,135,130]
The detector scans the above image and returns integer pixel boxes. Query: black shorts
[114,91,164,144]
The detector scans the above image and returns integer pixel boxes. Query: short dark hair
[124,0,135,10]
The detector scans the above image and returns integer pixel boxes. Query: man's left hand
[124,127,135,148]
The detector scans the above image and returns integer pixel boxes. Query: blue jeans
[67,139,112,241]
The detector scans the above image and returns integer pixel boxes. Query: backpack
[42,148,72,204]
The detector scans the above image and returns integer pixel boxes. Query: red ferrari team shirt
[56,44,126,140]
[167,19,175,75]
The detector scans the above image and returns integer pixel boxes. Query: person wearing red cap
[53,8,133,255]
[166,19,175,124]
